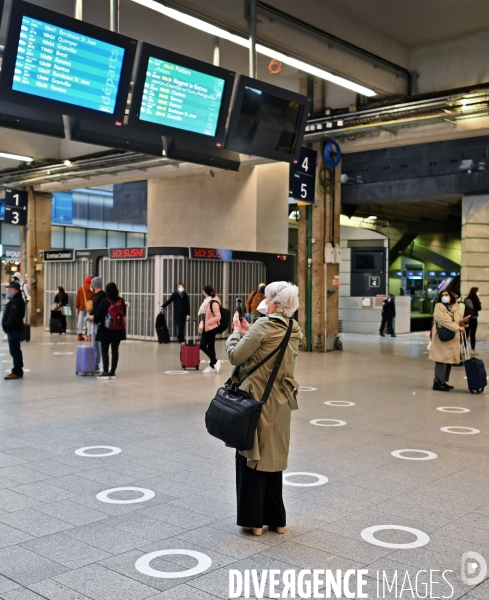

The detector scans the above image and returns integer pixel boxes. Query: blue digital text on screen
[12,16,125,114]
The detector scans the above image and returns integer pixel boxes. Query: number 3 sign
[5,189,28,226]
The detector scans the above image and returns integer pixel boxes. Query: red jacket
[76,283,95,311]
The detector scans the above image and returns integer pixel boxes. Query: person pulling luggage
[2,281,25,380]
[87,277,105,373]
[162,283,190,343]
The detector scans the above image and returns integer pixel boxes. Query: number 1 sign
[5,189,28,226]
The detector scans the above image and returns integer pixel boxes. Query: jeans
[77,310,87,334]
[7,332,23,376]
[101,340,121,375]
[200,329,217,367]
[93,323,101,368]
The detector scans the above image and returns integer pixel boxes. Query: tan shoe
[4,373,22,380]
[472,350,479,356]
[275,527,286,534]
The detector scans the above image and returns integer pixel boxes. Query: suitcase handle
[461,330,470,362]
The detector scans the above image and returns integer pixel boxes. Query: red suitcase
[181,319,200,370]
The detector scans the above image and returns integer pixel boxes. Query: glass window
[1,223,21,246]
[87,229,106,248]
[51,226,64,249]
[107,230,126,248]
[65,227,86,249]
[127,232,145,247]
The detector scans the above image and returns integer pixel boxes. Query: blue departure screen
[12,16,125,114]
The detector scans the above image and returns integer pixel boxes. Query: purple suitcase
[76,321,97,376]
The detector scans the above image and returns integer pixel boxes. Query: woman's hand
[232,311,250,335]
[459,326,465,332]
[463,316,471,323]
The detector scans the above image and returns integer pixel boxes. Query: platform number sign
[369,276,380,288]
[4,189,27,226]
[289,147,317,205]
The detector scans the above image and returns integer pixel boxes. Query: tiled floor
[0,330,488,599]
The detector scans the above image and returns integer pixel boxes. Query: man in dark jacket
[162,283,190,342]
[380,294,396,338]
[88,277,106,373]
[2,281,26,379]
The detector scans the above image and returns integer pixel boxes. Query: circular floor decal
[324,401,356,407]
[96,487,155,504]
[2,360,13,363]
[440,426,480,435]
[4,369,30,373]
[54,352,74,356]
[165,370,189,375]
[38,343,55,345]
[299,386,317,392]
[283,472,329,487]
[75,446,121,457]
[436,406,470,413]
[391,449,438,461]
[310,419,346,427]
[135,549,212,579]
[361,525,430,549]
[123,341,142,344]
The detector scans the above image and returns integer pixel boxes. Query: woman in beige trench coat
[226,282,303,536]
[429,290,469,391]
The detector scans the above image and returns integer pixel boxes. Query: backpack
[464,298,474,318]
[209,300,230,334]
[105,298,126,331]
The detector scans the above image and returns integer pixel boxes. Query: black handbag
[205,319,293,451]
[436,307,456,341]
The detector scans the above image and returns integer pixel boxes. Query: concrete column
[147,163,289,253]
[462,195,489,341]
[27,190,52,326]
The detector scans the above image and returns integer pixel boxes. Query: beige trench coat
[429,302,465,364]
[226,314,303,472]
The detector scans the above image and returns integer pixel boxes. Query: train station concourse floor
[0,331,488,599]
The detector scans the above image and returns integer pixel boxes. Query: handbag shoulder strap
[238,320,293,405]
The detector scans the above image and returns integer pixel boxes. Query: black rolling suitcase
[462,331,487,394]
[21,324,31,342]
[155,310,170,344]
[49,318,63,334]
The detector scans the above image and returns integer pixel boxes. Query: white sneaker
[214,360,222,374]
[202,366,216,374]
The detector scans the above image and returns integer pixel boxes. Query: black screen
[354,252,384,272]
[233,86,303,155]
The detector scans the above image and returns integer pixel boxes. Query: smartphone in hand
[236,298,243,321]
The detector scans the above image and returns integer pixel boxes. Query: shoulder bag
[205,319,293,451]
[436,306,456,342]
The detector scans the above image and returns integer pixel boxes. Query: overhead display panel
[0,0,137,123]
[130,43,235,147]
[226,75,310,163]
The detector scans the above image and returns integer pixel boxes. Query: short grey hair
[265,281,299,318]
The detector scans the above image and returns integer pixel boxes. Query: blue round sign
[323,141,342,169]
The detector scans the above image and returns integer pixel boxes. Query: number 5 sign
[289,147,317,205]
[5,189,28,226]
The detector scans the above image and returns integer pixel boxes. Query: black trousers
[380,315,394,334]
[235,453,286,529]
[101,340,121,374]
[200,329,217,367]
[434,362,452,385]
[466,317,478,350]
[176,320,185,343]
[7,332,23,376]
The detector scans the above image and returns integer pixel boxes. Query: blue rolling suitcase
[76,323,97,376]
[462,332,487,394]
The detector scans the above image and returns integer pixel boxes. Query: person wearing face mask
[2,281,26,380]
[464,287,482,356]
[162,283,190,343]
[245,283,266,323]
[429,290,470,391]
[379,294,396,337]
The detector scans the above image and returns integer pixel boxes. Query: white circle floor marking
[4,369,30,373]
[440,426,480,435]
[135,549,212,579]
[2,360,13,363]
[123,341,142,344]
[97,487,155,504]
[324,401,356,407]
[436,406,470,413]
[38,343,55,345]
[310,419,346,427]
[54,352,74,356]
[361,525,430,549]
[165,370,189,375]
[391,449,438,461]
[75,446,121,457]
[299,386,317,392]
[283,472,329,487]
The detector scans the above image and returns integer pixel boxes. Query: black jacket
[91,290,107,324]
[163,291,190,321]
[96,296,127,343]
[2,291,25,333]
[382,298,396,317]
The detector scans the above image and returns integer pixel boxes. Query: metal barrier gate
[44,259,90,333]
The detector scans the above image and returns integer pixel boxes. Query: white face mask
[178,287,184,293]
[441,296,450,304]
[257,299,268,315]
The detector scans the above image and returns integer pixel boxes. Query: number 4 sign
[289,147,317,205]
[5,189,28,226]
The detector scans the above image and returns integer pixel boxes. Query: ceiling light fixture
[368,215,378,219]
[130,0,377,96]
[0,152,33,162]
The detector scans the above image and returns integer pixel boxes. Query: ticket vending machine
[350,248,387,297]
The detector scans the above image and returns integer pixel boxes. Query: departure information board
[12,16,125,114]
[139,57,225,136]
